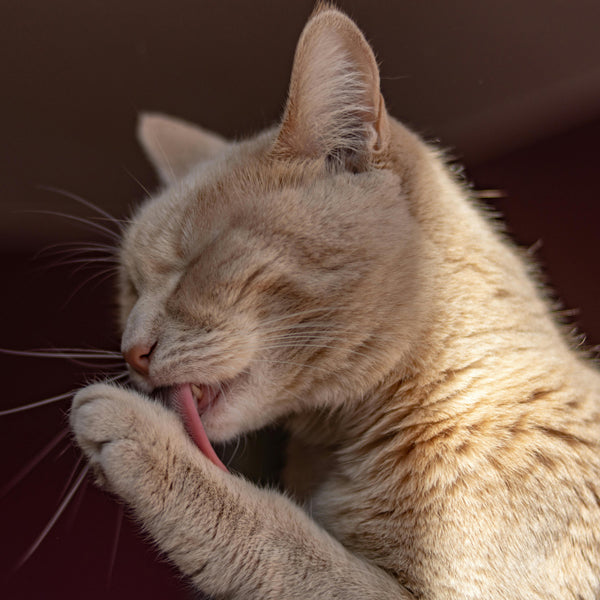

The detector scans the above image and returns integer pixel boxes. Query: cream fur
[137,112,228,184]
[71,6,600,599]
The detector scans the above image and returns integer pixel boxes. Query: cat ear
[137,113,228,183]
[274,7,391,170]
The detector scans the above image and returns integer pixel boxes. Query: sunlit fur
[71,6,600,599]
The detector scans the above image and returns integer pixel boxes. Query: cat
[70,5,600,599]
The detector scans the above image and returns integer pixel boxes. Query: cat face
[118,10,425,442]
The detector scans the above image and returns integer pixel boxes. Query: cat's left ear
[273,7,391,171]
[137,113,228,184]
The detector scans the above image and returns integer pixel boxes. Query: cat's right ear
[137,113,228,184]
[273,7,391,171]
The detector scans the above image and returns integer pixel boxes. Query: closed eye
[236,263,272,302]
[119,267,139,304]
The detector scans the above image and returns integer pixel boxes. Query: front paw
[70,383,186,500]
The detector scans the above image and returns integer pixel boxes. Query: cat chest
[309,473,411,566]
[284,454,411,576]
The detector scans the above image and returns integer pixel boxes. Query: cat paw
[70,383,186,500]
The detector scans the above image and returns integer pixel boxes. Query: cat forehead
[122,139,258,255]
[122,132,403,282]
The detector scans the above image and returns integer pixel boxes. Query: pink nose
[123,344,153,376]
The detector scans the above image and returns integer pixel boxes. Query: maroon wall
[1,2,599,598]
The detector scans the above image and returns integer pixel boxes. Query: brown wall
[1,2,599,598]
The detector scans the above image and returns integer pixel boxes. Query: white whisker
[68,260,120,276]
[124,167,153,199]
[259,306,340,328]
[38,346,121,355]
[225,435,242,468]
[47,257,120,268]
[0,348,121,360]
[84,362,126,370]
[39,242,118,260]
[16,464,90,568]
[107,504,125,588]
[64,475,89,533]
[259,323,361,338]
[260,342,375,361]
[0,428,70,498]
[61,267,119,306]
[21,209,121,241]
[55,437,76,461]
[37,185,123,231]
[260,330,357,342]
[0,390,75,416]
[57,455,84,502]
[251,358,332,375]
[0,372,127,416]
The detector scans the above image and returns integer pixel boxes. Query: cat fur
[71,6,600,599]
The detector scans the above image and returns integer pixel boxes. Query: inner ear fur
[274,7,390,170]
[137,112,228,184]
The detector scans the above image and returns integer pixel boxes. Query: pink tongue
[173,384,228,473]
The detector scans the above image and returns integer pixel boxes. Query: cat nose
[123,343,154,376]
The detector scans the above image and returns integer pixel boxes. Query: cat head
[119,7,426,442]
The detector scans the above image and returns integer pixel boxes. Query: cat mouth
[171,383,229,473]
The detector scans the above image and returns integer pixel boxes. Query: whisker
[85,265,120,283]
[61,266,119,306]
[260,330,359,343]
[46,257,120,269]
[43,240,118,251]
[66,258,120,275]
[20,209,121,241]
[15,464,90,569]
[224,433,243,469]
[49,251,119,262]
[39,242,118,259]
[0,373,128,416]
[124,167,153,199]
[54,362,124,371]
[216,380,226,402]
[57,455,84,503]
[64,475,89,533]
[37,346,121,355]
[54,346,119,353]
[92,216,130,226]
[55,437,76,461]
[251,358,332,375]
[0,348,121,360]
[37,185,122,230]
[32,242,119,274]
[258,323,360,338]
[260,342,375,361]
[107,504,125,588]
[0,390,74,416]
[52,240,117,250]
[259,306,340,328]
[78,362,126,370]
[0,428,70,498]
[93,372,129,383]
[44,256,118,272]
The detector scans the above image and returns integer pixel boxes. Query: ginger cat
[70,6,600,598]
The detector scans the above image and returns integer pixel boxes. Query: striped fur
[71,6,600,598]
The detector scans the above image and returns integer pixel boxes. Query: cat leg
[71,383,414,600]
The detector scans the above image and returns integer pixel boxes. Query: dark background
[1,1,600,598]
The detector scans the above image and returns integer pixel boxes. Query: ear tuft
[274,8,390,170]
[137,113,228,184]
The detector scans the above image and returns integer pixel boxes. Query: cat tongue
[172,384,228,473]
